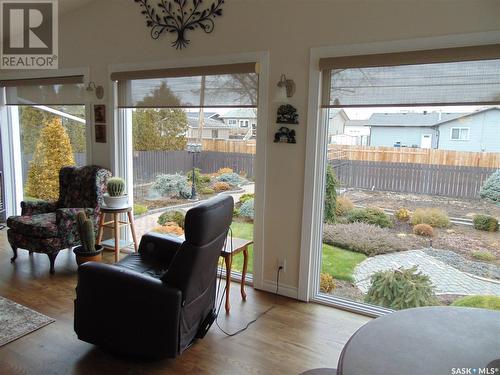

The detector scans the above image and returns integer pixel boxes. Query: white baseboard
[259,280,298,299]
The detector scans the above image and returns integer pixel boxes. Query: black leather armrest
[138,232,183,266]
[75,262,182,358]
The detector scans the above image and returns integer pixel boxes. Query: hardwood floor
[0,230,370,375]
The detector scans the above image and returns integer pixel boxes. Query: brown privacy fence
[331,159,497,199]
[328,145,500,168]
[133,150,255,183]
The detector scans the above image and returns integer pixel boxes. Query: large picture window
[0,76,87,210]
[113,63,260,280]
[310,44,500,315]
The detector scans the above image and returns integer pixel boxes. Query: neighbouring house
[367,108,500,151]
[220,108,257,140]
[186,112,234,140]
[328,110,370,146]
[327,109,348,143]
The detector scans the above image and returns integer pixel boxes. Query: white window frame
[299,32,500,317]
[110,51,269,291]
[0,68,91,217]
[450,127,470,141]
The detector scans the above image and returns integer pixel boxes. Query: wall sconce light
[86,81,104,100]
[276,74,296,101]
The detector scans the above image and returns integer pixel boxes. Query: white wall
[4,0,499,294]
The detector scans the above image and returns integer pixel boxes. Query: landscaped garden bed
[319,167,500,310]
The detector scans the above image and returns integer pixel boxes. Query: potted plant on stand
[103,177,128,208]
[73,211,104,265]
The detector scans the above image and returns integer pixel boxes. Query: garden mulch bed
[344,189,500,219]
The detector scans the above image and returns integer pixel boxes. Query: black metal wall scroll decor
[133,0,224,50]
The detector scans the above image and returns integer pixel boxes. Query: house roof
[221,108,257,119]
[367,112,464,127]
[187,116,232,129]
[345,119,368,127]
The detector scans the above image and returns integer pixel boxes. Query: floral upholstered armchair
[7,166,111,274]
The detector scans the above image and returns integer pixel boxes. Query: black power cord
[214,228,282,337]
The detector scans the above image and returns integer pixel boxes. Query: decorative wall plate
[134,0,224,49]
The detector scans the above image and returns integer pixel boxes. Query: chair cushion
[115,253,167,279]
[7,213,58,239]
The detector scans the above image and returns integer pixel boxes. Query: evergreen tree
[324,165,338,224]
[25,118,75,201]
[132,82,188,151]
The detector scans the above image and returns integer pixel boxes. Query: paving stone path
[354,250,500,296]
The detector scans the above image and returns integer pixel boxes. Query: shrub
[365,267,437,310]
[395,208,411,222]
[239,198,254,220]
[133,204,148,216]
[187,168,211,187]
[213,181,231,192]
[217,172,244,186]
[411,208,450,228]
[451,295,500,311]
[320,273,336,293]
[200,187,215,195]
[471,250,496,262]
[323,222,407,256]
[152,225,184,236]
[239,193,255,204]
[345,207,392,228]
[324,165,338,224]
[336,196,354,216]
[217,167,233,175]
[413,223,434,237]
[153,173,191,198]
[480,170,500,202]
[158,210,185,229]
[473,214,499,232]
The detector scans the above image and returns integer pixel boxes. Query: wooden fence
[133,150,255,183]
[187,139,256,154]
[331,160,496,199]
[328,145,500,168]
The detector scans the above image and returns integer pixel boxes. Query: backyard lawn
[229,221,365,283]
[228,221,254,274]
[321,244,367,282]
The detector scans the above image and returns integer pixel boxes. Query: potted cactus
[73,211,103,265]
[103,177,128,208]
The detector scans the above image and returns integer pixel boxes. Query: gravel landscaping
[423,248,500,280]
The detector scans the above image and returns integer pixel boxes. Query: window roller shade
[319,44,500,108]
[114,63,259,108]
[1,75,85,105]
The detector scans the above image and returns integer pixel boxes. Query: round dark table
[338,307,500,375]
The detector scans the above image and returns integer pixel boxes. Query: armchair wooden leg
[47,251,59,274]
[10,247,17,263]
[224,254,232,314]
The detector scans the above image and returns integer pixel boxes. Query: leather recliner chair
[74,195,234,359]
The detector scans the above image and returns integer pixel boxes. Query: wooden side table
[96,206,138,262]
[221,237,253,313]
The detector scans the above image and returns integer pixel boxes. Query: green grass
[321,244,367,282]
[228,221,254,274]
[451,295,500,311]
[228,222,367,282]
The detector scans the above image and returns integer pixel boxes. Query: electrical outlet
[277,257,286,273]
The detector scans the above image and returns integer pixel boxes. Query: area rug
[0,296,55,347]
